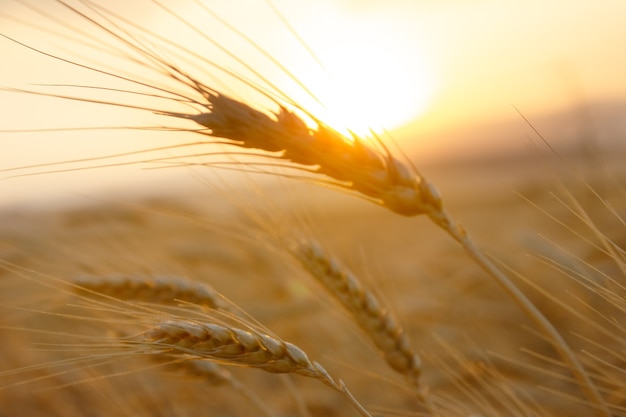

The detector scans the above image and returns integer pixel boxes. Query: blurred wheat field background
[1,1,625,416]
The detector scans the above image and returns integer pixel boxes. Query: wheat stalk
[1,2,441,218]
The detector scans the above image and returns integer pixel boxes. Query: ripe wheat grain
[133,319,373,417]
[72,273,227,310]
[293,240,421,384]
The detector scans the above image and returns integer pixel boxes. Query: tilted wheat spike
[179,88,443,217]
[140,320,333,380]
[131,320,372,417]
[71,274,228,310]
[293,240,421,385]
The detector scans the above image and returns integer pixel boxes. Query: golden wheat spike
[134,319,373,417]
[169,87,443,217]
[293,240,421,384]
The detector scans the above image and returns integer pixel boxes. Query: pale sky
[1,0,625,206]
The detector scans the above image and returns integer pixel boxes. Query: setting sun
[299,22,435,136]
[268,4,437,136]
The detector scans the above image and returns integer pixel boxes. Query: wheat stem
[426,208,611,417]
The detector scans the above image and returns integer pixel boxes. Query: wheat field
[1,1,625,416]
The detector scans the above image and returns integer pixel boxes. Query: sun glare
[317,32,435,136]
[269,5,437,137]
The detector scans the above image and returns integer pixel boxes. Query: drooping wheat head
[129,319,372,417]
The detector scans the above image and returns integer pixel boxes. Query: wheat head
[133,319,372,417]
[138,320,332,380]
[71,274,227,310]
[292,240,422,385]
[179,89,443,217]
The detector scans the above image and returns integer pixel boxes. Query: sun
[160,0,436,139]
[318,32,435,136]
[274,8,437,137]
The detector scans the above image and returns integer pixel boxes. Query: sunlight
[272,5,437,137]
[316,29,436,136]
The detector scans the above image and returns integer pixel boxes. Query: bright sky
[1,0,625,206]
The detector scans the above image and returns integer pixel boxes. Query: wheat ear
[71,274,226,310]
[293,241,421,385]
[179,89,442,217]
[133,320,372,417]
